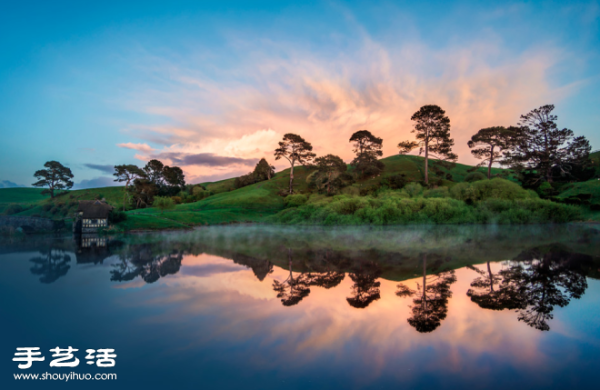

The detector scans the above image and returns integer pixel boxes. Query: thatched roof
[77,200,113,219]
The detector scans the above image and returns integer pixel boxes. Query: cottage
[73,200,113,234]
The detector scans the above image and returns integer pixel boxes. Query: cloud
[117,142,156,152]
[106,6,594,183]
[72,176,120,190]
[154,152,258,167]
[0,180,24,188]
[84,164,114,174]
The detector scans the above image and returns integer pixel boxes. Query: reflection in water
[347,260,381,308]
[397,254,457,333]
[29,242,71,284]
[501,245,590,331]
[12,225,600,333]
[466,262,522,311]
[111,244,183,284]
[272,249,312,306]
[3,225,600,389]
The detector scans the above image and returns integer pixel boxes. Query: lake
[1,225,599,389]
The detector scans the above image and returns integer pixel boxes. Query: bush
[424,187,450,198]
[268,193,580,226]
[449,182,480,203]
[341,186,360,196]
[464,172,487,182]
[404,182,423,198]
[285,194,308,208]
[171,196,182,204]
[4,204,24,215]
[109,210,127,223]
[471,178,528,200]
[153,196,176,213]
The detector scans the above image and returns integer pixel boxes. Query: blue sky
[0,0,599,188]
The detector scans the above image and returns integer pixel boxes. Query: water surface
[1,225,599,389]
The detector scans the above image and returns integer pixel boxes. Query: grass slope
[3,153,598,229]
[0,186,125,219]
[0,188,46,213]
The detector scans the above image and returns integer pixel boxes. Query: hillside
[2,153,598,230]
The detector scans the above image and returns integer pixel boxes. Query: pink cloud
[117,142,156,153]
[114,31,585,177]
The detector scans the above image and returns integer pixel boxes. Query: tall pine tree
[349,130,384,178]
[398,105,457,184]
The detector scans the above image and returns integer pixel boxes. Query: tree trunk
[422,254,427,312]
[487,261,494,292]
[488,146,494,179]
[424,134,429,185]
[289,164,294,194]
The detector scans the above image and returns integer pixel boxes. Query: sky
[0,0,599,189]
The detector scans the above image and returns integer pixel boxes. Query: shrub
[4,204,24,215]
[464,172,487,182]
[171,196,182,204]
[153,196,175,213]
[108,210,127,223]
[537,181,554,197]
[404,182,423,198]
[449,182,480,203]
[424,187,450,198]
[341,186,360,196]
[285,194,308,207]
[268,193,580,226]
[471,178,528,200]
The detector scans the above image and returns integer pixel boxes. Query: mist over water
[1,224,599,389]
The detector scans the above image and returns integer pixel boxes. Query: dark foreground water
[1,225,599,390]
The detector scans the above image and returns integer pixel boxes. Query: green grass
[0,186,126,219]
[0,188,47,213]
[558,179,600,203]
[4,153,598,229]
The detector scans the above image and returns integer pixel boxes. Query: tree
[129,178,158,208]
[274,133,316,194]
[254,158,276,181]
[502,105,591,185]
[313,154,347,195]
[397,105,457,184]
[468,126,520,179]
[113,164,146,211]
[349,130,384,178]
[143,159,165,186]
[153,196,175,214]
[32,161,74,199]
[163,166,186,189]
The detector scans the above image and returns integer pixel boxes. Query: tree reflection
[498,245,590,331]
[111,244,183,284]
[346,260,381,309]
[30,244,71,284]
[397,254,456,333]
[466,262,523,311]
[272,248,311,306]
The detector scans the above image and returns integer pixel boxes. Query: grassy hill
[2,153,598,230]
[0,186,125,219]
